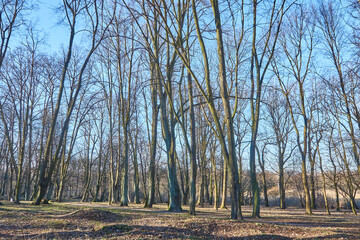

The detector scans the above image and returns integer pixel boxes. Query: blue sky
[29,0,68,51]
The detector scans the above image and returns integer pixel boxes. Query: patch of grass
[95,224,132,234]
[0,207,11,212]
[48,220,70,229]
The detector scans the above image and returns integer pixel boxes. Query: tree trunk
[183,151,189,205]
[211,0,242,220]
[197,155,205,207]
[279,160,285,209]
[1,154,9,196]
[220,160,227,209]
[25,111,34,201]
[188,70,197,215]
[211,150,219,209]
[209,168,213,206]
[319,154,330,215]
[257,145,269,208]
[309,160,316,209]
[120,123,129,206]
[205,173,210,204]
[132,136,140,204]
[57,142,68,202]
[250,142,260,216]
[145,93,158,207]
[176,151,186,206]
[262,172,269,207]
[302,155,312,214]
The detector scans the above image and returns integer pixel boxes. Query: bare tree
[249,0,289,217]
[273,3,315,215]
[33,0,114,205]
[318,1,360,177]
[265,87,295,209]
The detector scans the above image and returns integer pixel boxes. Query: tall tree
[250,0,288,217]
[33,0,114,205]
[273,3,315,214]
[318,1,360,177]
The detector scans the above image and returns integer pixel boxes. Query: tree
[249,0,288,217]
[0,0,27,204]
[265,87,295,209]
[33,0,114,205]
[0,0,26,68]
[318,1,360,177]
[273,3,315,214]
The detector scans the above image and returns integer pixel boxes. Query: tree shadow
[302,233,359,239]
[123,224,217,239]
[3,222,360,239]
[227,235,292,239]
[14,224,216,239]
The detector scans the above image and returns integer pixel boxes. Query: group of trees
[0,0,359,220]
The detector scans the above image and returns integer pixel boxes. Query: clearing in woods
[0,202,359,239]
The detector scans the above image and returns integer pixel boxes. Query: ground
[0,201,359,239]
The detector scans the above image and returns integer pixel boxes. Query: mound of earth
[61,209,121,222]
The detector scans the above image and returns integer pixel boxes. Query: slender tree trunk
[205,173,210,204]
[250,142,260,216]
[176,151,186,205]
[145,63,159,208]
[1,156,9,196]
[9,163,14,201]
[93,116,104,202]
[337,123,357,215]
[156,169,163,203]
[209,168,213,206]
[279,158,286,209]
[309,160,316,209]
[108,88,116,204]
[334,182,340,211]
[132,137,140,204]
[302,154,312,214]
[262,172,269,207]
[182,152,189,205]
[25,112,33,201]
[220,160,227,209]
[166,135,182,212]
[319,153,330,215]
[257,145,269,207]
[329,134,340,212]
[197,155,205,207]
[188,71,197,215]
[57,141,67,202]
[81,134,91,202]
[120,124,129,206]
[211,151,219,209]
[114,118,121,203]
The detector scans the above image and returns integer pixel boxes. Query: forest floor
[0,201,359,239]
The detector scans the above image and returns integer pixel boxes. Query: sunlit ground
[0,201,359,239]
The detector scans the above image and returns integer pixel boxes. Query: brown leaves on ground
[59,208,122,222]
[0,202,359,239]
